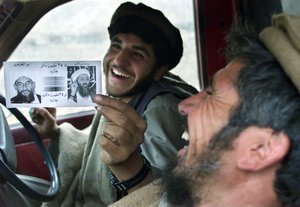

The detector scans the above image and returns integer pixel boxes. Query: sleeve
[108,182,163,207]
[141,93,188,169]
[48,123,90,167]
[40,123,90,207]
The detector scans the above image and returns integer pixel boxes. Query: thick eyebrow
[132,45,151,57]
[111,36,151,57]
[15,79,32,84]
[111,36,121,44]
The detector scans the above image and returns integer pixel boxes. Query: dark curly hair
[217,24,300,207]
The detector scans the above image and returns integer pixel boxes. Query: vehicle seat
[0,105,51,207]
[0,174,50,207]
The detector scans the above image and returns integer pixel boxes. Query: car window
[0,0,198,125]
[281,0,300,15]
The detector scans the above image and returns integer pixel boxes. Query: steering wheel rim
[0,95,59,201]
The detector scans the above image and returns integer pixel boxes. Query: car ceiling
[0,0,71,68]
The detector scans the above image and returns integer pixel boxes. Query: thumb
[36,108,56,122]
[45,107,56,118]
[30,108,55,124]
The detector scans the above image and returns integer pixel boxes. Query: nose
[178,93,201,115]
[82,79,89,84]
[113,49,130,68]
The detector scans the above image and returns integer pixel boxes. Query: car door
[0,0,298,201]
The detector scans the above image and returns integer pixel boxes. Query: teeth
[112,69,130,78]
[182,130,189,141]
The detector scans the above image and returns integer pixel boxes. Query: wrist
[110,154,151,199]
[109,152,143,180]
[47,125,59,139]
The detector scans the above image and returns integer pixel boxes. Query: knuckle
[98,135,107,147]
[143,121,147,130]
[138,121,147,133]
[102,96,112,106]
[117,114,130,127]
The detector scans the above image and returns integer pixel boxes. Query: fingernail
[93,94,102,103]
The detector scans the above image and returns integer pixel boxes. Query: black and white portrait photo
[11,76,41,104]
[67,66,97,103]
[4,61,101,108]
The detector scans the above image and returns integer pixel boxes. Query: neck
[194,173,282,207]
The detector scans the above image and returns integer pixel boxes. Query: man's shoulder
[143,94,182,119]
[146,73,197,108]
[109,181,163,207]
[160,72,198,96]
[131,73,197,116]
[148,92,181,107]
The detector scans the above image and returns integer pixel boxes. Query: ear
[153,65,169,81]
[236,126,290,171]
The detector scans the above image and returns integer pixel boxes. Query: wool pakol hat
[259,13,300,92]
[108,2,183,70]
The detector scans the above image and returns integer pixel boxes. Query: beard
[160,161,194,206]
[78,85,90,97]
[161,137,226,206]
[17,91,35,103]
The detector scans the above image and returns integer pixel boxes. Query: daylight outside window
[0,0,198,124]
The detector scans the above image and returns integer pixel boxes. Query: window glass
[0,0,198,124]
[281,0,300,15]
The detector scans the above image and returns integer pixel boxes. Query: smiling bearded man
[31,2,198,207]
[11,76,41,104]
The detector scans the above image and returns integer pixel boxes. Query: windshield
[3,0,198,89]
[0,0,198,123]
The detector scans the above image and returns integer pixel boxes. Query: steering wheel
[0,95,59,201]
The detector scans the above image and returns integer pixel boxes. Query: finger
[99,134,131,164]
[102,123,143,146]
[30,108,44,123]
[32,108,56,124]
[101,108,146,139]
[45,107,56,117]
[94,95,146,129]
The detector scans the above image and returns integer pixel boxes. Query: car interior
[0,0,298,206]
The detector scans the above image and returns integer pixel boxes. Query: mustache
[20,89,31,93]
[110,64,128,73]
[181,122,188,132]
